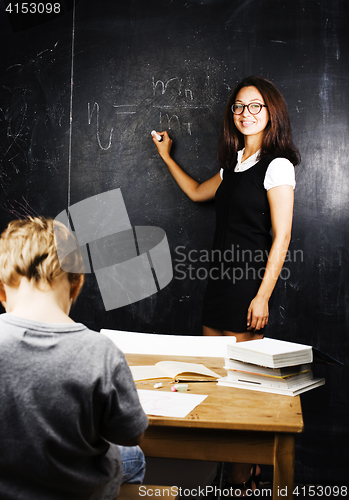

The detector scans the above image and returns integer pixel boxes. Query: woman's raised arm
[152,131,222,202]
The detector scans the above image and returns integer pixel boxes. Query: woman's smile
[233,86,269,140]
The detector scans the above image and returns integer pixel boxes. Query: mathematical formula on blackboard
[87,76,212,150]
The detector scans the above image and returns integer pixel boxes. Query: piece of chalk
[172,384,188,392]
[154,383,163,389]
[151,130,162,142]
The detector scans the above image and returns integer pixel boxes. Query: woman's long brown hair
[218,75,301,170]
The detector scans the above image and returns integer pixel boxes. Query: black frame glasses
[231,103,268,115]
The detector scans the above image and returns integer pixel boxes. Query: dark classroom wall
[0,0,348,486]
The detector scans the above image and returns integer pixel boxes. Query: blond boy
[0,217,148,500]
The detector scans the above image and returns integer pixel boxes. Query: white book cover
[227,337,313,368]
[224,358,312,377]
[225,369,313,389]
[217,376,325,396]
[100,329,235,357]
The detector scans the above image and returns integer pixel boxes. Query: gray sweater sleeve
[100,346,148,443]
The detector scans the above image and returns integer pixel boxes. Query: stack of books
[217,337,326,396]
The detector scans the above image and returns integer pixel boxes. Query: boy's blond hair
[0,217,84,288]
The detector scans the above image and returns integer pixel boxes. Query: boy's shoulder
[0,314,124,361]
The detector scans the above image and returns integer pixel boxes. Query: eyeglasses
[231,103,268,115]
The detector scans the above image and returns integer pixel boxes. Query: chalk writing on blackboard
[87,102,113,150]
[113,105,137,114]
[152,76,193,100]
[88,77,213,149]
[159,112,192,135]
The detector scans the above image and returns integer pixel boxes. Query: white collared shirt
[220,149,296,190]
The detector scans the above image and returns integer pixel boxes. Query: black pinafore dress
[202,157,275,333]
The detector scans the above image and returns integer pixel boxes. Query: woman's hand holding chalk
[151,130,163,142]
[151,130,172,159]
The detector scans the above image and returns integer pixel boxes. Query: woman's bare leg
[203,325,224,336]
[227,464,261,490]
[203,326,263,341]
[223,330,264,342]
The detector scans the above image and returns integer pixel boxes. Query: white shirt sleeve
[264,158,296,190]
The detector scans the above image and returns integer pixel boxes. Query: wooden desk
[126,354,304,500]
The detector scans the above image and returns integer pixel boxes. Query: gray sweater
[0,313,148,500]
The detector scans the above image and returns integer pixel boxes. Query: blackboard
[0,0,348,486]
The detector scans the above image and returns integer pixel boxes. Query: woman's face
[233,86,269,142]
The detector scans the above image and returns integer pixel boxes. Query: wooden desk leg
[273,433,295,500]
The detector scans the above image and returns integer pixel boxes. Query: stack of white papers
[218,337,325,396]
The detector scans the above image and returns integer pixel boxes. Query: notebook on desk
[130,360,221,382]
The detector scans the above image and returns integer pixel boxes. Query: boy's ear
[0,282,7,307]
[70,276,84,301]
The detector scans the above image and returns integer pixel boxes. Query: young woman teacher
[152,75,300,340]
[152,75,300,491]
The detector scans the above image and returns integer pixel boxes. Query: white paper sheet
[100,329,235,357]
[137,389,208,418]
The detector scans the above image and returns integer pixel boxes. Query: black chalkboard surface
[0,0,348,487]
